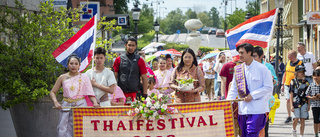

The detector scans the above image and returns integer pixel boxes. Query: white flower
[135,108,140,113]
[139,106,143,111]
[146,101,152,107]
[161,104,167,110]
[174,109,179,113]
[159,115,164,119]
[158,94,163,98]
[127,110,132,116]
[146,97,151,102]
[150,106,156,110]
[153,111,158,117]
[144,107,149,113]
[154,102,160,109]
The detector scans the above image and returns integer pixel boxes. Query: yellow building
[261,0,319,62]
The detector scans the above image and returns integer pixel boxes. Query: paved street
[200,94,315,136]
[0,94,316,136]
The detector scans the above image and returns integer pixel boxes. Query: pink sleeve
[81,74,95,96]
[113,86,126,102]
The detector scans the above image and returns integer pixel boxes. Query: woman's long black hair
[177,48,198,72]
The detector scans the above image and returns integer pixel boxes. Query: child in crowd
[147,76,160,96]
[289,65,310,137]
[110,85,126,106]
[306,69,320,137]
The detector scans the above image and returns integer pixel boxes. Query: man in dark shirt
[113,38,148,103]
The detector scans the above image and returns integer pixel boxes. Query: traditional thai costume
[154,69,172,103]
[110,86,126,104]
[227,60,273,137]
[86,67,117,106]
[57,74,95,137]
[148,88,160,97]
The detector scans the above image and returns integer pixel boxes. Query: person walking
[214,52,227,100]
[113,38,148,104]
[306,69,320,137]
[202,57,215,101]
[297,42,317,84]
[50,54,99,137]
[86,47,117,106]
[282,50,304,123]
[170,48,205,103]
[289,65,310,137]
[227,43,273,137]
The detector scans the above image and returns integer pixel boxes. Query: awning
[270,37,292,49]
[282,2,292,24]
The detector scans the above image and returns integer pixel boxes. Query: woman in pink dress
[110,85,126,106]
[166,54,174,72]
[50,54,99,137]
[154,57,172,102]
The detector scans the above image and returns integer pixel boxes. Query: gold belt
[63,97,85,103]
[157,87,169,90]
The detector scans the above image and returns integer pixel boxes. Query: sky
[128,0,250,19]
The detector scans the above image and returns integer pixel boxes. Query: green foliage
[246,1,260,17]
[226,8,246,29]
[123,4,154,37]
[208,7,220,28]
[0,0,120,110]
[162,8,187,34]
[137,30,156,50]
[113,0,130,14]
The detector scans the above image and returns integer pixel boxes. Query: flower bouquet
[175,78,197,91]
[119,93,183,121]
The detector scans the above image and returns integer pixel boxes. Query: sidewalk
[0,109,16,137]
[200,94,315,136]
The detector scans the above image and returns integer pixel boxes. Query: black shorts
[312,107,320,124]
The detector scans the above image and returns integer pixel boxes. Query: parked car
[216,29,225,37]
[208,29,216,35]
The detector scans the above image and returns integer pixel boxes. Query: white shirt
[226,60,273,115]
[85,67,117,104]
[203,61,215,79]
[214,62,226,82]
[297,52,316,76]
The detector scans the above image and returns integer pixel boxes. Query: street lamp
[132,4,141,40]
[275,0,284,94]
[245,12,252,20]
[154,20,160,42]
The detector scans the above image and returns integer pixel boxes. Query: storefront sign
[307,12,320,24]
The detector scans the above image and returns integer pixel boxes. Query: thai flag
[226,8,278,50]
[52,14,97,72]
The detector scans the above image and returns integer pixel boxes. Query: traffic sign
[177,30,180,34]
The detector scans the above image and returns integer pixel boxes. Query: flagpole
[265,8,279,65]
[91,14,97,80]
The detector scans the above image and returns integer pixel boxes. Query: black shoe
[284,117,292,123]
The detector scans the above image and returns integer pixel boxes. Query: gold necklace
[69,73,81,91]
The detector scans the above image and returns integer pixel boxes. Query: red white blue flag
[226,8,278,50]
[52,14,97,72]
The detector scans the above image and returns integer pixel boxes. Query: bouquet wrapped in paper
[175,78,197,91]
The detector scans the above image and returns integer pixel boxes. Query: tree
[185,9,197,19]
[122,4,154,37]
[208,7,220,28]
[162,8,187,34]
[113,0,130,14]
[246,1,260,17]
[197,12,212,27]
[0,0,120,109]
[226,8,246,29]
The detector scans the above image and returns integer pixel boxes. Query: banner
[73,101,234,137]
